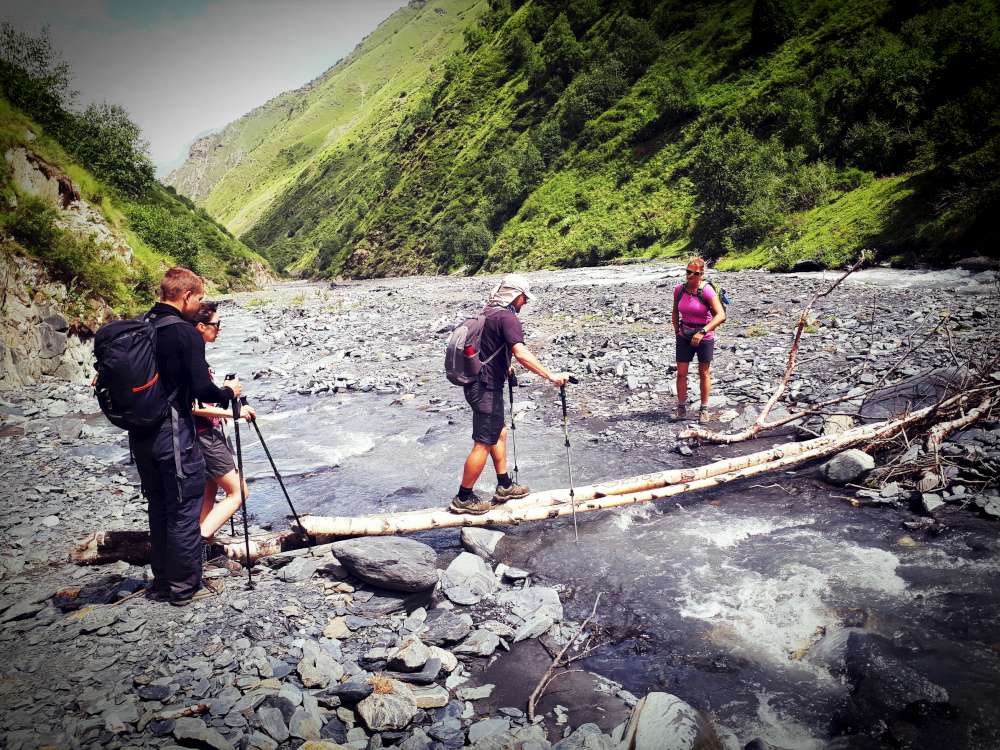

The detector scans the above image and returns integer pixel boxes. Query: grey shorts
[197,427,236,479]
[676,334,715,364]
[464,381,505,446]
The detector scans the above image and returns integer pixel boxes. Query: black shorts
[464,381,505,446]
[676,334,715,364]
[197,427,236,479]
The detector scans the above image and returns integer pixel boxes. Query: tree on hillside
[73,103,155,197]
[750,0,798,52]
[531,13,583,96]
[0,23,75,129]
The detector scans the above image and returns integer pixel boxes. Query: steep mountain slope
[172,0,1000,276]
[166,0,485,240]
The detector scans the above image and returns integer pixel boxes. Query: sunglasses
[686,269,703,276]
[202,321,221,329]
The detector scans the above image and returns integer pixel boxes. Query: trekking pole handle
[568,375,579,384]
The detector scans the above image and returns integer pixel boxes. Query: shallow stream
[203,269,999,749]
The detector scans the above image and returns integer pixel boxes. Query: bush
[69,103,155,196]
[602,15,660,81]
[531,13,583,93]
[750,0,798,52]
[559,59,629,137]
[436,219,494,271]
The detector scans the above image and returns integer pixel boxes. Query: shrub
[559,59,629,137]
[750,0,798,52]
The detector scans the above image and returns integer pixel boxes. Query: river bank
[1,262,998,749]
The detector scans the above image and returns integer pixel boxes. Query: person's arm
[185,330,234,404]
[192,404,256,421]
[671,288,680,334]
[511,343,568,386]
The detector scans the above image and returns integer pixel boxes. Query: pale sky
[4,0,408,174]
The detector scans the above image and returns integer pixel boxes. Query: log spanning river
[192,264,1000,749]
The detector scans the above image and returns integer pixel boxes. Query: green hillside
[175,0,1000,276]
[0,26,270,316]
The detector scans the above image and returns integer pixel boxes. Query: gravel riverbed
[1,262,998,750]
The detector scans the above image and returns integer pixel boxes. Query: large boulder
[621,692,720,750]
[460,528,505,558]
[820,449,875,486]
[331,537,439,592]
[422,608,473,646]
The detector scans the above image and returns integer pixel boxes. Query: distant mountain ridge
[169,0,1000,276]
[166,0,484,239]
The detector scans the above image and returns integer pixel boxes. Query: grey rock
[456,684,495,701]
[172,716,235,750]
[331,537,439,592]
[441,552,497,605]
[298,640,344,688]
[277,556,324,582]
[513,613,554,643]
[410,684,450,709]
[621,692,718,750]
[468,717,510,743]
[322,679,374,705]
[356,680,417,731]
[460,528,505,558]
[288,707,321,740]
[496,586,563,622]
[387,636,430,672]
[428,716,465,748]
[921,493,945,513]
[399,728,434,750]
[262,695,296,723]
[138,684,171,701]
[246,731,278,750]
[553,722,615,750]
[452,629,500,657]
[257,706,290,742]
[820,449,875,485]
[321,716,349,742]
[422,609,472,646]
[39,324,67,358]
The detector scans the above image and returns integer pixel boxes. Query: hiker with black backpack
[95,267,241,606]
[446,274,570,515]
[671,257,726,424]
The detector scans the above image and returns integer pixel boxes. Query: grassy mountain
[0,25,269,317]
[172,0,1000,276]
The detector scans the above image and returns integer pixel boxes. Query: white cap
[490,273,534,306]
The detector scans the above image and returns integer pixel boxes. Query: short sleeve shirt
[479,305,525,389]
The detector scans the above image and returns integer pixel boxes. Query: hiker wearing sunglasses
[672,257,726,423]
[191,301,256,540]
[451,274,570,515]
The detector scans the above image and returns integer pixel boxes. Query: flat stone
[246,731,278,750]
[422,609,472,646]
[257,706,290,742]
[321,679,373,705]
[496,586,563,622]
[298,641,344,688]
[386,657,441,685]
[468,717,510,743]
[921,493,945,513]
[513,613,554,642]
[138,684,171,701]
[289,707,322,740]
[456,684,494,701]
[323,617,349,639]
[452,629,500,657]
[172,716,235,750]
[331,537,439,592]
[278,556,325,582]
[356,680,417,731]
[410,684,450,709]
[460,528,505,558]
[387,636,430,672]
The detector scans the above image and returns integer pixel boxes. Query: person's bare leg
[200,480,218,527]
[200,470,247,538]
[699,362,712,406]
[487,426,508,476]
[676,361,690,404]
[461,442,491,490]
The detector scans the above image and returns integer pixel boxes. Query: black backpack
[93,313,185,432]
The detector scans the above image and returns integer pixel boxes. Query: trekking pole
[507,373,519,484]
[559,376,580,543]
[219,421,236,537]
[229,387,254,589]
[242,397,312,547]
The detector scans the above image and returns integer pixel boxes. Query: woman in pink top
[671,257,726,423]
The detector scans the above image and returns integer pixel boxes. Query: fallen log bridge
[72,392,989,567]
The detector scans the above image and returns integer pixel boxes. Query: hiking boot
[170,580,224,607]
[698,406,711,424]
[493,482,530,504]
[449,492,493,515]
[672,402,688,421]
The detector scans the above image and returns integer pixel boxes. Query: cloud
[3,0,407,172]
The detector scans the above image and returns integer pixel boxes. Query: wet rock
[172,716,234,750]
[277,556,325,582]
[621,692,719,750]
[331,537,439,592]
[842,632,949,727]
[257,706,290,742]
[441,552,498,605]
[461,528,505,558]
[422,609,473,645]
[513,613,554,642]
[820,449,875,485]
[554,722,615,749]
[387,636,430,672]
[428,716,465,747]
[357,680,417,731]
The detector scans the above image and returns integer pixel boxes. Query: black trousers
[132,412,206,600]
